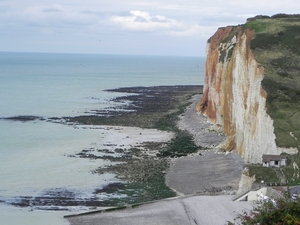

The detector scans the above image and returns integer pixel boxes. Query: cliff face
[197,26,280,163]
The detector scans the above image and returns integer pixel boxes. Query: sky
[0,0,300,56]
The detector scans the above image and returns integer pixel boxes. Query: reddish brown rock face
[197,26,280,163]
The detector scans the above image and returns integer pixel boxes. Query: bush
[228,198,300,225]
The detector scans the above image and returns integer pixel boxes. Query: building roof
[262,154,287,162]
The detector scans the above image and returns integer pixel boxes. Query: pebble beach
[66,93,252,225]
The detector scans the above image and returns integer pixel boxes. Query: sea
[0,52,205,225]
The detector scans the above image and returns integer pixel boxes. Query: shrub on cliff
[228,197,300,225]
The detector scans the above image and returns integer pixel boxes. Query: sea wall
[197,26,281,163]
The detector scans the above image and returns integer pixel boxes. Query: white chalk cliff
[197,26,281,163]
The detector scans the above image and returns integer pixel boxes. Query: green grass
[282,153,300,185]
[249,153,300,186]
[245,20,268,33]
[248,164,280,184]
[245,15,300,148]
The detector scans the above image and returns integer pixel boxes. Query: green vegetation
[158,130,199,157]
[248,152,300,186]
[228,197,300,225]
[94,156,176,206]
[67,87,201,158]
[155,102,190,132]
[245,20,268,33]
[282,153,300,185]
[248,164,280,184]
[97,176,176,207]
[244,14,300,148]
[216,27,239,63]
[66,86,202,206]
[154,99,199,157]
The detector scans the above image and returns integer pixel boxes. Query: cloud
[3,0,300,56]
[110,10,226,39]
[110,10,183,31]
[196,13,251,28]
[167,24,216,38]
[80,9,110,17]
[21,4,99,28]
[42,5,64,13]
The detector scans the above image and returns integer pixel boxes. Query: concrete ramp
[66,195,253,225]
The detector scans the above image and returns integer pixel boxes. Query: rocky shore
[2,85,203,209]
[3,85,248,221]
[66,88,250,225]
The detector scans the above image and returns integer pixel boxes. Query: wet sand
[67,93,251,225]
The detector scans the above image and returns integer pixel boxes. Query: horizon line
[0,50,206,58]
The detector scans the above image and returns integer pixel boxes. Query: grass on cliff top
[249,152,300,186]
[245,15,300,148]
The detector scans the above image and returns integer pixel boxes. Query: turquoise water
[0,52,205,224]
[0,52,203,117]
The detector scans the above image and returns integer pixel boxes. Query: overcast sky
[1,0,299,56]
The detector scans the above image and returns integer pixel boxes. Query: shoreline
[66,91,250,224]
[2,84,249,224]
[2,85,203,209]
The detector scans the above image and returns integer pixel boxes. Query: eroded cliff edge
[197,14,300,164]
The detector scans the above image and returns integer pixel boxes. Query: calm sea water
[0,52,205,225]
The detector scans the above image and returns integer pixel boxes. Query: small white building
[233,187,284,202]
[262,154,287,168]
